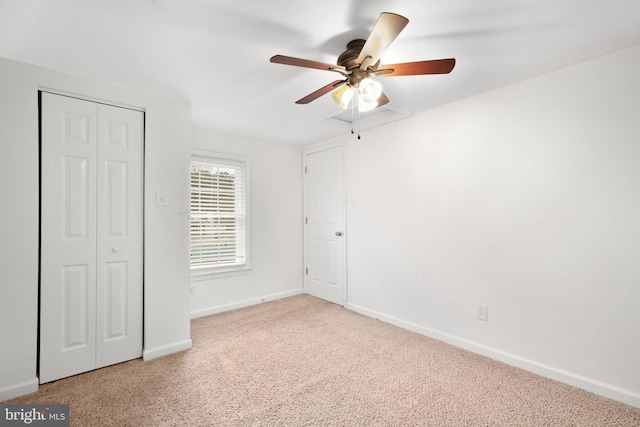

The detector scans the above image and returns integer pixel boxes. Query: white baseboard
[0,378,39,402]
[142,339,192,361]
[347,302,640,409]
[190,288,304,319]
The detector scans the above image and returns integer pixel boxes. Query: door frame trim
[39,87,145,113]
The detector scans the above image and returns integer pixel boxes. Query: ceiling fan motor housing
[337,39,379,87]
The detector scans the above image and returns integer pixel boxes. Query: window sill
[190,266,252,281]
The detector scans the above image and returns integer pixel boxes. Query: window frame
[190,150,251,280]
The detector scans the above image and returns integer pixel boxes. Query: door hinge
[304,166,307,174]
[305,267,308,275]
[305,217,308,224]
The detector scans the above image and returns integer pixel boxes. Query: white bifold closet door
[40,92,143,384]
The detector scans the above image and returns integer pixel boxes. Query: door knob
[335,231,343,236]
[112,247,120,253]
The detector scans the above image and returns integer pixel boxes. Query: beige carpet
[7,294,640,426]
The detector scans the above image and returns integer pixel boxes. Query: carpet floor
[7,294,640,426]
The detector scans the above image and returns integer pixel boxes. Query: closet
[39,92,143,383]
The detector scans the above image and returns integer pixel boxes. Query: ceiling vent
[313,105,412,133]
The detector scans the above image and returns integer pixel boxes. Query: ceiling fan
[270,12,456,112]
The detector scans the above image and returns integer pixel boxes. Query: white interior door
[304,145,345,305]
[40,93,98,382]
[40,92,143,383]
[95,103,143,369]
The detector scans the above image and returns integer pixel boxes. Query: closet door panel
[40,93,98,384]
[95,103,143,368]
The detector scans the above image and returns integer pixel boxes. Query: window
[190,154,249,277]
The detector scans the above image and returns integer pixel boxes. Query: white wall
[344,44,640,407]
[0,57,192,401]
[190,128,303,317]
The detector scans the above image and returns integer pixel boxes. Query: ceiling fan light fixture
[358,95,378,112]
[358,77,382,104]
[332,84,354,109]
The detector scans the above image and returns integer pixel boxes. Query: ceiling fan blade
[270,55,347,75]
[296,79,348,104]
[376,58,456,77]
[357,12,409,66]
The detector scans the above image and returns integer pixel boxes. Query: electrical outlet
[476,304,488,321]
[156,191,168,207]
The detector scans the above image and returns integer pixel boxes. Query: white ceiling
[1,0,640,145]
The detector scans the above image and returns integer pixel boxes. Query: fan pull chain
[350,91,355,135]
[356,93,361,139]
[350,91,361,140]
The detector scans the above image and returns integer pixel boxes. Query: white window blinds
[190,158,247,270]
